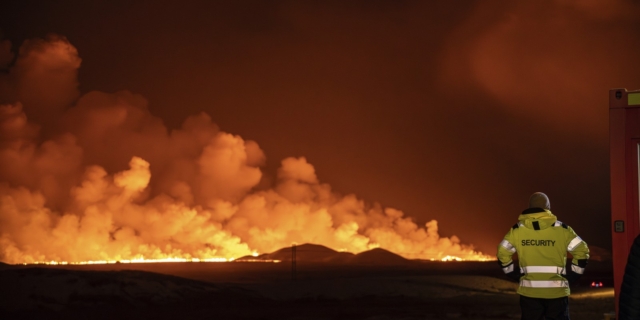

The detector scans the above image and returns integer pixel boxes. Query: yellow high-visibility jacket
[497,208,590,298]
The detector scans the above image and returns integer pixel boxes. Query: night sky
[2,0,640,256]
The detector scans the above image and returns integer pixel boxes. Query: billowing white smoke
[0,36,488,264]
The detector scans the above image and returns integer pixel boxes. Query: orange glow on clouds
[0,36,491,265]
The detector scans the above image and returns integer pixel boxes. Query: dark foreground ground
[0,260,614,320]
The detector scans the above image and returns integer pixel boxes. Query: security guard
[497,192,589,320]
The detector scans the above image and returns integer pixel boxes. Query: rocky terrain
[0,244,615,320]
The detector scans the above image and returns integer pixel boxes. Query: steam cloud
[0,36,487,264]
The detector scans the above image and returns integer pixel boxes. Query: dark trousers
[520,295,569,320]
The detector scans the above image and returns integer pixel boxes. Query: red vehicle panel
[609,88,640,315]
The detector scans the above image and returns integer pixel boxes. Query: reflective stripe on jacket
[496,208,590,299]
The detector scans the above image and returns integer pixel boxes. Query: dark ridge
[351,248,411,265]
[274,243,354,263]
[237,244,415,265]
[237,243,355,263]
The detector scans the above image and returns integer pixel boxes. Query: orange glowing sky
[1,0,640,260]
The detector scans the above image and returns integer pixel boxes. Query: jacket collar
[517,208,557,230]
[522,207,547,214]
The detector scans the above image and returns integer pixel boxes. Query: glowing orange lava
[25,257,283,266]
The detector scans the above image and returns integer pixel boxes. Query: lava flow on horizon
[0,36,491,265]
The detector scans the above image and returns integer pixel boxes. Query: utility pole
[291,243,297,282]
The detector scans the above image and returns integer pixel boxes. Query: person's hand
[565,271,581,285]
[499,261,522,282]
[566,259,587,285]
[506,268,522,282]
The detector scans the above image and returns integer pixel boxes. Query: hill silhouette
[237,244,411,265]
[237,243,355,263]
[351,248,411,265]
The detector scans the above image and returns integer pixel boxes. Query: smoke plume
[0,36,487,264]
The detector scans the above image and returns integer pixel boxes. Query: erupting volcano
[0,36,490,265]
